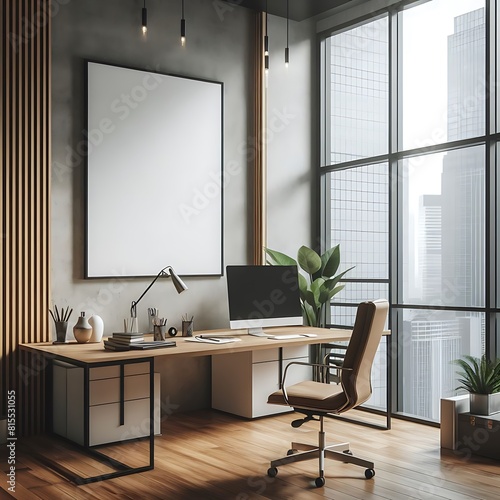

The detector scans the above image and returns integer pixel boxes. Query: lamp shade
[130,265,188,318]
[170,267,188,293]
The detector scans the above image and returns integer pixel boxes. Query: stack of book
[104,332,144,351]
[103,333,176,351]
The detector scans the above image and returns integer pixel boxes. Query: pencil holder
[154,325,167,341]
[182,320,193,337]
[55,321,68,343]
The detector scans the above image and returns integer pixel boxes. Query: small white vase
[89,315,104,343]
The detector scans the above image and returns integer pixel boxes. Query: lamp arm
[130,266,172,318]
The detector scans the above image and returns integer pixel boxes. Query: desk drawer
[89,372,161,446]
[89,398,160,446]
[90,374,151,406]
[253,349,279,363]
[283,345,309,360]
[252,346,309,363]
[89,362,150,381]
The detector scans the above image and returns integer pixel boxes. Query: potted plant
[454,355,500,415]
[265,244,353,327]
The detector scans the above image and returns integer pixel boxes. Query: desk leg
[38,357,155,484]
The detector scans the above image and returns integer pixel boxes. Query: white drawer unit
[212,346,311,418]
[53,360,160,446]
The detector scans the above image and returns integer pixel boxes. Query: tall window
[321,0,492,423]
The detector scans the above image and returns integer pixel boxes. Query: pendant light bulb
[181,0,186,46]
[142,1,148,35]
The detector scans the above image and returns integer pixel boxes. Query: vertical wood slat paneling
[252,12,267,265]
[1,0,51,436]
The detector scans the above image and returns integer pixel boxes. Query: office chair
[266,299,389,487]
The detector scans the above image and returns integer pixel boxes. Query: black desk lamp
[130,266,188,318]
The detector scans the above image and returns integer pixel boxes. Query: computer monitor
[226,265,303,334]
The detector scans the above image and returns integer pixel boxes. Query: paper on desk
[185,336,242,344]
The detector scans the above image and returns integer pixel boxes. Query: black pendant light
[181,0,186,46]
[285,0,289,67]
[141,0,148,35]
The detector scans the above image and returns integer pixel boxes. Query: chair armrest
[281,361,352,406]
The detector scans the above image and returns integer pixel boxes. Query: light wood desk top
[20,326,356,365]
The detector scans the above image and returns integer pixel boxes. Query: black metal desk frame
[39,354,155,485]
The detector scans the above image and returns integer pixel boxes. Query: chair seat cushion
[267,380,348,412]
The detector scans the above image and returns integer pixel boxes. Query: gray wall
[51,0,315,412]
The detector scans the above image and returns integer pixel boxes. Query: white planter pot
[469,392,500,416]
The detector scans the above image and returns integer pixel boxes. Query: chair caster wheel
[315,477,325,487]
[267,467,278,478]
[365,468,375,479]
[287,449,297,456]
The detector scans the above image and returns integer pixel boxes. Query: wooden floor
[1,409,499,499]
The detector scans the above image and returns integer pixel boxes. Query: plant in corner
[265,245,354,327]
[453,354,500,415]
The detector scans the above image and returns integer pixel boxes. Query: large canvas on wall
[85,61,223,277]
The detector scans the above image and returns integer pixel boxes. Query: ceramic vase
[73,312,92,343]
[89,314,104,343]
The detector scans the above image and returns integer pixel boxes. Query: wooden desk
[20,326,355,484]
[20,325,353,364]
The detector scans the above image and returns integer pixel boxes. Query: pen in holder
[154,325,167,341]
[153,317,168,341]
[124,317,139,333]
[49,305,73,344]
[182,314,194,337]
[148,307,159,334]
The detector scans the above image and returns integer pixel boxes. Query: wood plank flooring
[1,409,499,499]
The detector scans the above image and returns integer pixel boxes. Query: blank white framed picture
[85,61,223,278]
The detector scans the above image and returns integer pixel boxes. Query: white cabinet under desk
[53,360,160,446]
[212,345,311,418]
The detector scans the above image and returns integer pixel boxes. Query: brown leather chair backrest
[339,300,389,411]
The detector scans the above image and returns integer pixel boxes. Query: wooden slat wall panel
[1,0,51,436]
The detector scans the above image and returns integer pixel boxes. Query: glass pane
[330,282,389,326]
[400,0,485,149]
[398,309,484,422]
[327,17,389,164]
[400,146,485,307]
[328,163,389,280]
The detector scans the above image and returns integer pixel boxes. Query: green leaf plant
[453,355,500,395]
[265,245,354,327]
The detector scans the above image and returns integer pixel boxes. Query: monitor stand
[247,327,267,337]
